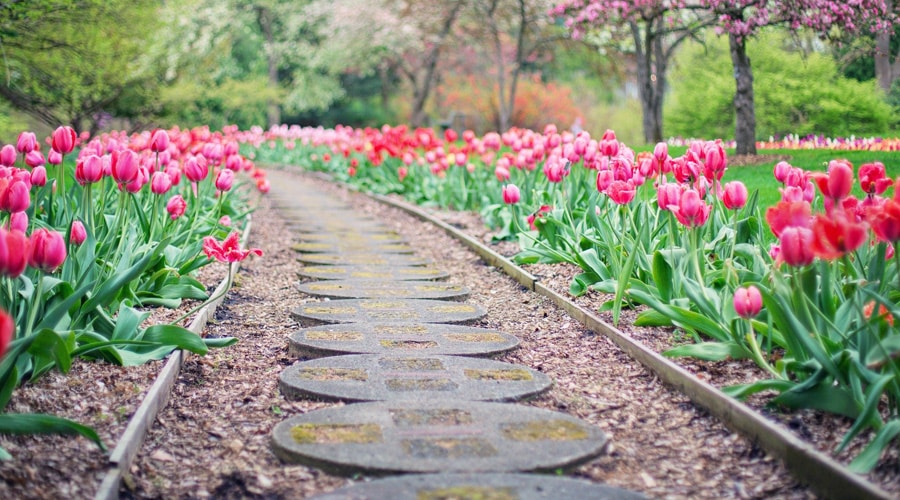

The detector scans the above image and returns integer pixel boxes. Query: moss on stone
[464,369,532,381]
[290,423,382,444]
[501,420,589,442]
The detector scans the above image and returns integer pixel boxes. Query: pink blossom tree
[706,0,897,154]
[551,1,716,144]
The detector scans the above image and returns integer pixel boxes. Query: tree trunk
[874,0,896,93]
[631,21,663,144]
[408,1,465,128]
[729,33,756,155]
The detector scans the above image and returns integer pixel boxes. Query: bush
[665,30,895,140]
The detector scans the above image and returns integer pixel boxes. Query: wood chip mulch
[0,168,895,499]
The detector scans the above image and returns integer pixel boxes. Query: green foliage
[666,31,895,140]
[159,77,280,130]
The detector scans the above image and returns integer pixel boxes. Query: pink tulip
[599,129,618,156]
[8,212,27,232]
[0,307,12,358]
[218,215,232,227]
[215,168,234,191]
[0,145,16,167]
[606,180,636,205]
[149,129,170,153]
[774,161,793,183]
[150,171,172,195]
[184,156,208,182]
[1,179,30,213]
[30,166,47,187]
[721,181,748,210]
[48,149,62,165]
[225,154,242,171]
[70,220,87,245]
[202,231,262,263]
[734,285,762,319]
[110,149,139,184]
[24,150,45,168]
[51,126,77,154]
[502,184,520,204]
[166,195,187,220]
[0,229,29,277]
[779,226,815,267]
[28,228,67,273]
[670,188,711,228]
[75,155,104,185]
[16,132,37,153]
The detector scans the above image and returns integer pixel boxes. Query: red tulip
[444,128,458,143]
[215,168,234,191]
[779,226,815,267]
[734,285,762,319]
[1,229,29,277]
[870,199,900,242]
[812,159,853,202]
[70,220,87,245]
[51,126,77,155]
[0,307,13,358]
[859,162,891,196]
[16,132,37,153]
[28,228,67,273]
[0,145,16,167]
[765,201,812,238]
[502,184,520,204]
[202,231,262,263]
[810,211,867,261]
[721,181,748,210]
[166,195,186,220]
[111,149,139,184]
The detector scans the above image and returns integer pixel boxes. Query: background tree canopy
[0,0,897,145]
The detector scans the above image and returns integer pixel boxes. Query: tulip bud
[16,131,37,153]
[0,307,12,358]
[149,129,169,153]
[70,220,87,245]
[166,195,187,220]
[51,126,77,155]
[1,229,29,278]
[30,166,47,187]
[2,179,30,213]
[28,228,67,273]
[9,212,27,232]
[218,215,232,227]
[150,171,172,195]
[25,150,45,168]
[502,184,520,204]
[110,149,139,184]
[721,181,749,210]
[734,285,763,319]
[215,169,234,191]
[0,145,16,167]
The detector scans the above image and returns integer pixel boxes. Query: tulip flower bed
[0,124,267,459]
[246,124,900,483]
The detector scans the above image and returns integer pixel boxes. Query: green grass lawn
[662,147,900,209]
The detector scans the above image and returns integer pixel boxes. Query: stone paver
[297,252,431,267]
[292,241,414,254]
[296,279,470,301]
[270,400,608,475]
[288,322,520,358]
[292,299,486,326]
[297,265,449,281]
[278,354,551,402]
[311,472,648,499]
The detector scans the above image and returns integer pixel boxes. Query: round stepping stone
[296,280,469,301]
[288,323,519,358]
[288,223,394,235]
[279,354,550,402]
[292,241,414,254]
[298,265,449,281]
[270,400,609,475]
[297,253,430,267]
[292,299,486,326]
[311,473,648,500]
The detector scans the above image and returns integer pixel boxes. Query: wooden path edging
[369,191,893,500]
[93,220,251,500]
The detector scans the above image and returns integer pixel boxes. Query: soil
[0,168,896,499]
